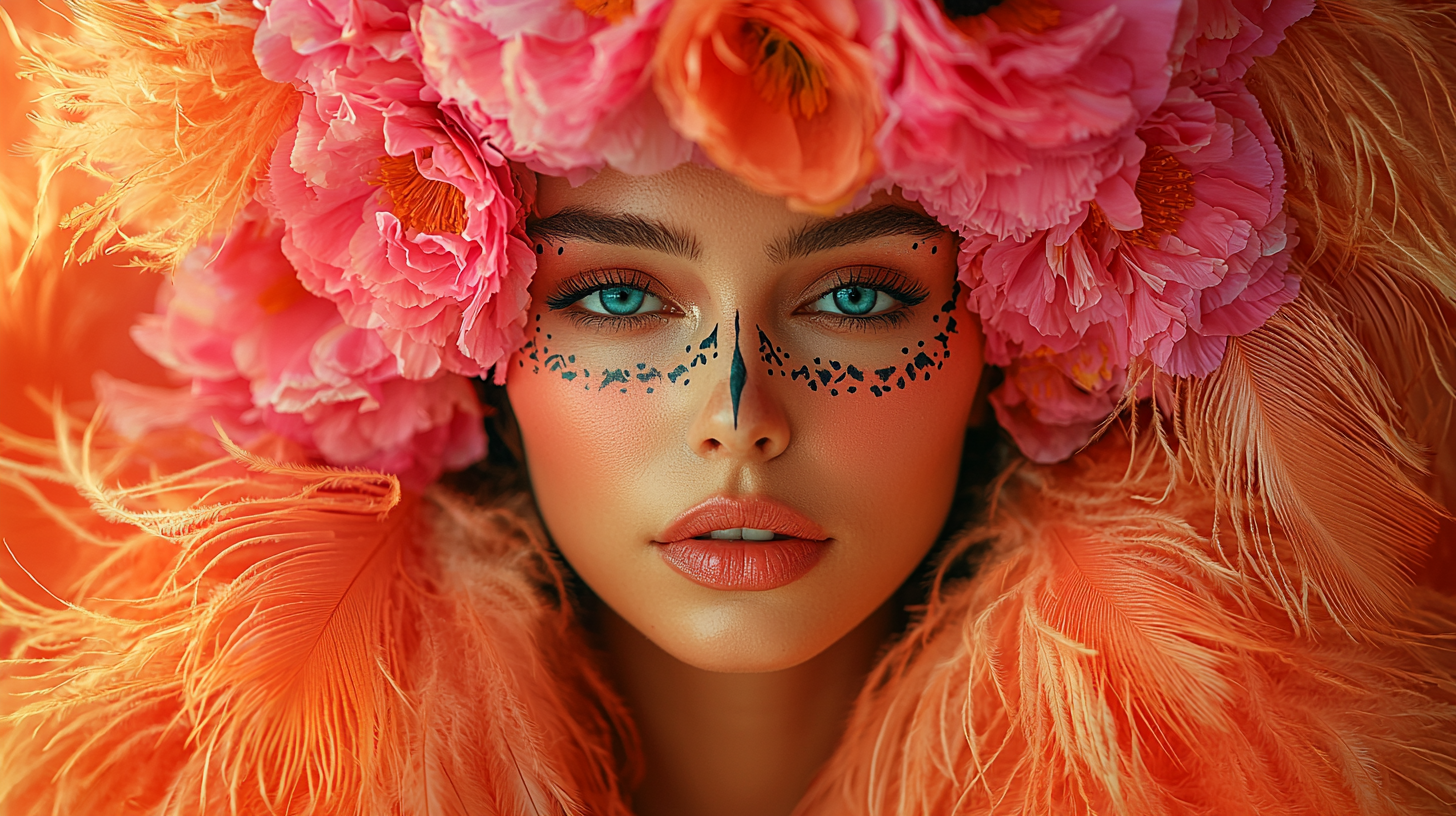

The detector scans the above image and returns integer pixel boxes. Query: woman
[0,0,1453,814]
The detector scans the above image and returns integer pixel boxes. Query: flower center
[1083,145,1195,249]
[373,151,468,236]
[574,0,633,24]
[256,273,309,315]
[744,21,829,120]
[1124,145,1196,248]
[943,0,1061,38]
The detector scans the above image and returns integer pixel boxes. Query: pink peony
[100,214,487,488]
[1174,0,1314,83]
[258,0,536,382]
[877,0,1183,240]
[417,0,692,180]
[966,78,1298,461]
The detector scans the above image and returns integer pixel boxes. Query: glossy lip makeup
[655,495,831,591]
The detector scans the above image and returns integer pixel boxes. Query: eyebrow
[766,206,947,264]
[527,207,703,261]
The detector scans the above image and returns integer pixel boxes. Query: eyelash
[804,266,928,330]
[543,265,927,330]
[545,268,672,330]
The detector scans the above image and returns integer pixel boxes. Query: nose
[687,312,790,461]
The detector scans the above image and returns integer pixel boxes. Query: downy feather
[1175,293,1445,631]
[0,413,635,816]
[14,0,299,271]
[799,436,1456,816]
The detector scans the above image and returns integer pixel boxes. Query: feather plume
[399,490,637,816]
[15,0,299,271]
[0,419,412,815]
[799,436,1456,816]
[0,413,634,815]
[1,1,167,446]
[1175,293,1445,631]
[1312,255,1456,593]
[1248,0,1456,304]
[1246,0,1456,509]
[1136,0,1456,630]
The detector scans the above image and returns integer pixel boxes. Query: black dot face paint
[755,281,962,398]
[518,318,720,395]
[519,228,960,402]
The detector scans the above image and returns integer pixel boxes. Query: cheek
[504,324,716,566]
[507,358,677,518]
[762,306,985,561]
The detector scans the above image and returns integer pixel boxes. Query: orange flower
[653,0,880,211]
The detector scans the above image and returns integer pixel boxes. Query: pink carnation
[967,79,1298,461]
[990,324,1127,463]
[253,0,418,89]
[259,0,536,382]
[99,214,487,488]
[877,0,1183,239]
[417,0,692,180]
[1174,0,1314,83]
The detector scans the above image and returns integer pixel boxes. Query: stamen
[1082,145,1196,249]
[945,0,1061,38]
[744,21,829,120]
[574,0,633,24]
[1068,341,1114,390]
[256,273,308,315]
[1124,146,1196,248]
[372,150,469,235]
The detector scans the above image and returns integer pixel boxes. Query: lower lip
[658,538,828,591]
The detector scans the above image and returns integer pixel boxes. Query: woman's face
[507,165,984,672]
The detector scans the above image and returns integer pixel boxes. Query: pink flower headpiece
[107,0,1312,480]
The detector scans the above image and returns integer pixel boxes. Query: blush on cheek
[753,294,984,530]
[506,355,678,545]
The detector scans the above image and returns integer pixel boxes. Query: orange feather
[1176,293,1445,631]
[799,436,1456,816]
[14,0,299,271]
[0,417,636,815]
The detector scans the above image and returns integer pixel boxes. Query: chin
[651,605,841,673]
[615,579,888,673]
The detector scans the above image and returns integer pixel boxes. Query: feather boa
[2,0,1456,813]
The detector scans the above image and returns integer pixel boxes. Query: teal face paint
[730,311,746,428]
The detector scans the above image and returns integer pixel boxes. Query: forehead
[533,165,945,266]
[536,163,819,241]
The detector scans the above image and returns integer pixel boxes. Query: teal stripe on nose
[730,310,746,429]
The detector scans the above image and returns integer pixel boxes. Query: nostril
[701,438,722,454]
[755,437,773,451]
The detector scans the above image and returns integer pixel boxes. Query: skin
[505,164,986,816]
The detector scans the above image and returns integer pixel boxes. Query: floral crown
[47,0,1310,485]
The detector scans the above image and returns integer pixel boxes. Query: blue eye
[579,286,664,316]
[813,286,897,316]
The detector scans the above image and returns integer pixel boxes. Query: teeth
[706,527,776,541]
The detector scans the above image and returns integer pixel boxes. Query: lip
[655,495,830,591]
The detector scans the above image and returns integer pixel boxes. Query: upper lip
[656,495,829,543]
